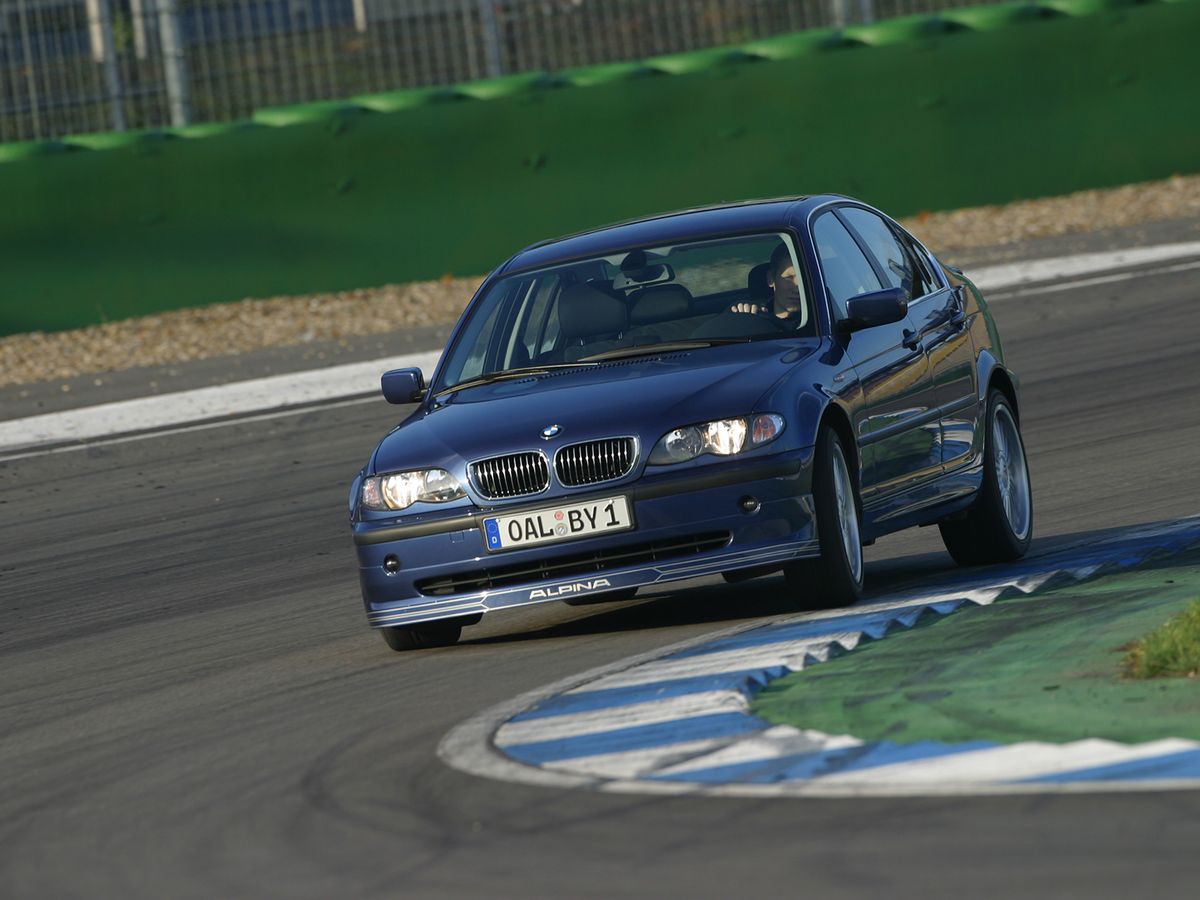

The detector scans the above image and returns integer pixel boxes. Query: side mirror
[381,367,426,404]
[837,287,908,333]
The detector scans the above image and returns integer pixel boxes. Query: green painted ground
[751,553,1200,744]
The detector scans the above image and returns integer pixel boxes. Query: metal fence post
[156,0,192,127]
[830,0,850,28]
[478,0,504,78]
[14,0,44,138]
[86,0,127,131]
[130,0,150,59]
[1,0,1001,141]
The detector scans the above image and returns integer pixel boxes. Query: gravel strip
[4,173,1199,390]
[905,173,1200,253]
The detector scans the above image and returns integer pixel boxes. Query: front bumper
[353,448,817,629]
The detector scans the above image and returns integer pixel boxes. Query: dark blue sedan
[349,195,1032,651]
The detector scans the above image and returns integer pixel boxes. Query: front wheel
[783,426,864,610]
[939,389,1033,565]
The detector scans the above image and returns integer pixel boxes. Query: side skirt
[861,459,984,541]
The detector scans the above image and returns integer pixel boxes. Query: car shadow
[459,515,1200,649]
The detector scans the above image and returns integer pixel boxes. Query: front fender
[754,338,860,453]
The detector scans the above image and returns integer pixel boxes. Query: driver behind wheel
[730,243,802,323]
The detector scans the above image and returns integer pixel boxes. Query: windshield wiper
[579,339,751,363]
[432,363,598,399]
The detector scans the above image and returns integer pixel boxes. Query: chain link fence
[2,0,994,142]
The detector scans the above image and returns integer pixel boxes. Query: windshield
[435,231,814,393]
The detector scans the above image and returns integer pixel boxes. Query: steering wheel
[692,308,788,339]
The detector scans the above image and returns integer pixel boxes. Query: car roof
[499,195,845,275]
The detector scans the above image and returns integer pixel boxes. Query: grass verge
[1122,599,1200,679]
[750,552,1200,745]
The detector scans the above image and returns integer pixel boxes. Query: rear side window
[898,230,943,296]
[842,208,945,300]
[839,207,915,297]
[813,212,883,319]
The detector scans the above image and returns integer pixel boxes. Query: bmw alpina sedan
[349,196,1032,650]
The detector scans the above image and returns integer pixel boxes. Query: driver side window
[813,212,883,320]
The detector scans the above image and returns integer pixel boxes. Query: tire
[939,389,1033,566]
[379,614,480,652]
[783,426,864,609]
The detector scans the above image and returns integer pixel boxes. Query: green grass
[751,554,1200,745]
[1122,599,1200,679]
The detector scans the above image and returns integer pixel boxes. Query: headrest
[747,262,772,300]
[559,283,628,340]
[630,284,691,326]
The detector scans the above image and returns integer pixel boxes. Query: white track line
[654,728,864,777]
[495,691,747,745]
[986,259,1200,301]
[0,395,382,463]
[967,240,1200,291]
[0,351,441,455]
[539,739,736,778]
[5,239,1200,457]
[814,739,1199,786]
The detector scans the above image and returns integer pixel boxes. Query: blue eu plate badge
[484,518,503,550]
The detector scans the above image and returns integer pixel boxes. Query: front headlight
[648,414,785,465]
[360,468,465,511]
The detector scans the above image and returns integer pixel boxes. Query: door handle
[902,329,921,351]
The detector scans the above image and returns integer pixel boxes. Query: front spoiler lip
[366,537,819,628]
[353,455,804,546]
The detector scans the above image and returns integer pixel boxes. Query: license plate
[482,496,633,552]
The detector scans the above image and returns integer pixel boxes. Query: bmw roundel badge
[541,424,562,440]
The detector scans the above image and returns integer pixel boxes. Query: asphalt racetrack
[4,243,1200,898]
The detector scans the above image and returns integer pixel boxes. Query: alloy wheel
[831,442,863,583]
[992,405,1031,540]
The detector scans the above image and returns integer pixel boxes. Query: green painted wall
[2,0,1198,335]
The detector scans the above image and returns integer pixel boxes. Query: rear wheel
[939,389,1032,565]
[783,426,864,610]
[379,614,480,652]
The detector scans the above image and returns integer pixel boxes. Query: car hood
[371,340,818,474]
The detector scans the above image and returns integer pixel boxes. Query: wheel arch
[977,349,1021,424]
[817,400,859,490]
[987,367,1020,424]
